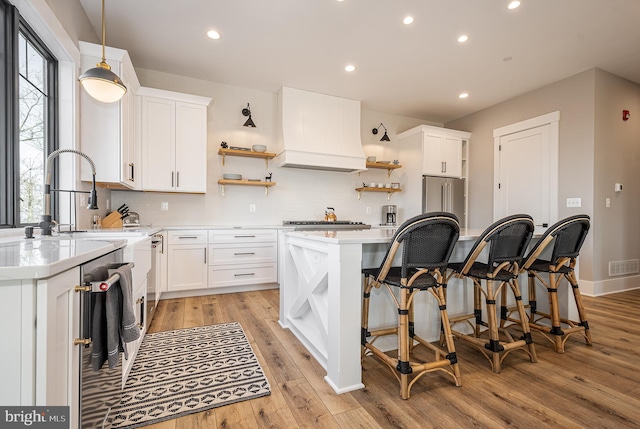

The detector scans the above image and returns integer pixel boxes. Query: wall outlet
[249,204,256,212]
[106,199,110,210]
[366,206,372,214]
[566,197,581,208]
[161,202,169,211]
[606,197,611,208]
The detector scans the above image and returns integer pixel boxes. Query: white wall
[111,68,439,227]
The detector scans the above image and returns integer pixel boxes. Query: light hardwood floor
[143,289,640,428]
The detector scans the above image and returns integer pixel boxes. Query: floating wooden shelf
[218,148,276,168]
[364,161,402,177]
[355,187,402,200]
[218,179,276,196]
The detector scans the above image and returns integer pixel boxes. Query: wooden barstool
[503,214,592,353]
[361,212,461,399]
[447,214,537,373]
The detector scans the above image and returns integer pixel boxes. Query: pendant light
[79,0,127,103]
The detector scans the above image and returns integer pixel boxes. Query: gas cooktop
[283,220,371,230]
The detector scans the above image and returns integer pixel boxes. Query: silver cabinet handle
[234,235,256,238]
[444,161,447,173]
[234,252,255,256]
[177,171,180,188]
[204,248,207,263]
[171,171,174,187]
[129,163,134,181]
[234,273,255,277]
[178,236,199,239]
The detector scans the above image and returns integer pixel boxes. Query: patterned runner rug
[109,322,271,428]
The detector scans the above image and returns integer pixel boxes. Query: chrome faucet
[39,149,98,236]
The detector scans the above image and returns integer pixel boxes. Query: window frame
[0,0,58,228]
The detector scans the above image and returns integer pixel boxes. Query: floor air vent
[608,259,640,277]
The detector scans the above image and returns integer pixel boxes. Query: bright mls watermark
[0,407,69,428]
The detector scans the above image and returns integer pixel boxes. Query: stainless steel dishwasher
[77,248,130,429]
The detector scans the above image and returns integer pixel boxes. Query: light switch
[566,197,581,208]
[161,202,169,211]
[606,198,611,208]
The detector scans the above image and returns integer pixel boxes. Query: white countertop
[0,238,127,281]
[285,228,486,244]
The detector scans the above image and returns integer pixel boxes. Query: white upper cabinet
[138,87,211,193]
[79,42,141,189]
[397,125,471,178]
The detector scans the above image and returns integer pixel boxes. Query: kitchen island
[278,227,560,394]
[279,227,485,394]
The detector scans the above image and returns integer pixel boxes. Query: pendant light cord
[101,0,106,61]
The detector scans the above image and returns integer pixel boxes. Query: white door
[494,112,559,226]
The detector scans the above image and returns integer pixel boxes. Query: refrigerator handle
[441,183,445,212]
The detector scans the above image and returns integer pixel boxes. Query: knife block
[101,211,123,229]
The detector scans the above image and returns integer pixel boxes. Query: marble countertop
[285,228,486,244]
[0,238,127,281]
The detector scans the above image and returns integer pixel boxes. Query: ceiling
[78,0,640,123]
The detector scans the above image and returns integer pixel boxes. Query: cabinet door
[168,245,208,291]
[441,136,463,178]
[422,134,463,178]
[175,102,207,193]
[142,96,176,191]
[80,54,123,185]
[35,267,80,417]
[422,133,445,176]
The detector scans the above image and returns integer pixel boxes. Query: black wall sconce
[242,103,256,127]
[372,123,390,141]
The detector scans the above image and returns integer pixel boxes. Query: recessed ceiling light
[345,65,356,72]
[403,16,414,25]
[207,30,221,40]
[457,35,469,43]
[508,1,521,10]
[459,93,469,99]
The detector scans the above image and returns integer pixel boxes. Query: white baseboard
[159,283,278,300]
[580,276,640,297]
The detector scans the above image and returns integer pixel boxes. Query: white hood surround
[275,87,367,173]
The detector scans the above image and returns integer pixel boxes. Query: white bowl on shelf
[252,144,267,153]
[223,173,242,180]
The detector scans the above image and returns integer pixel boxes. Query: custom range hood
[274,87,367,173]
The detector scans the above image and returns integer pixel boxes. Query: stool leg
[408,289,416,353]
[547,270,564,353]
[566,271,593,346]
[511,278,537,363]
[435,284,462,385]
[474,279,482,338]
[484,279,503,373]
[398,287,411,399]
[361,277,373,353]
[528,272,537,324]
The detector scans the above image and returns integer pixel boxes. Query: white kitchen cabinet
[168,230,208,291]
[208,230,277,289]
[139,87,211,193]
[79,42,141,189]
[35,267,81,412]
[397,125,471,179]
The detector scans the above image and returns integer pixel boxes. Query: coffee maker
[382,205,397,226]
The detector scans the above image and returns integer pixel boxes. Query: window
[0,0,57,228]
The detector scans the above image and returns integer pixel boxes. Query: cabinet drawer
[208,264,277,288]
[208,243,276,266]
[208,229,277,243]
[168,230,207,245]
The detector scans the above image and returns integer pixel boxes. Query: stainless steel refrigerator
[422,175,466,226]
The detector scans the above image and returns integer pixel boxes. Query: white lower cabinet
[208,230,277,289]
[168,230,208,291]
[35,267,81,415]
